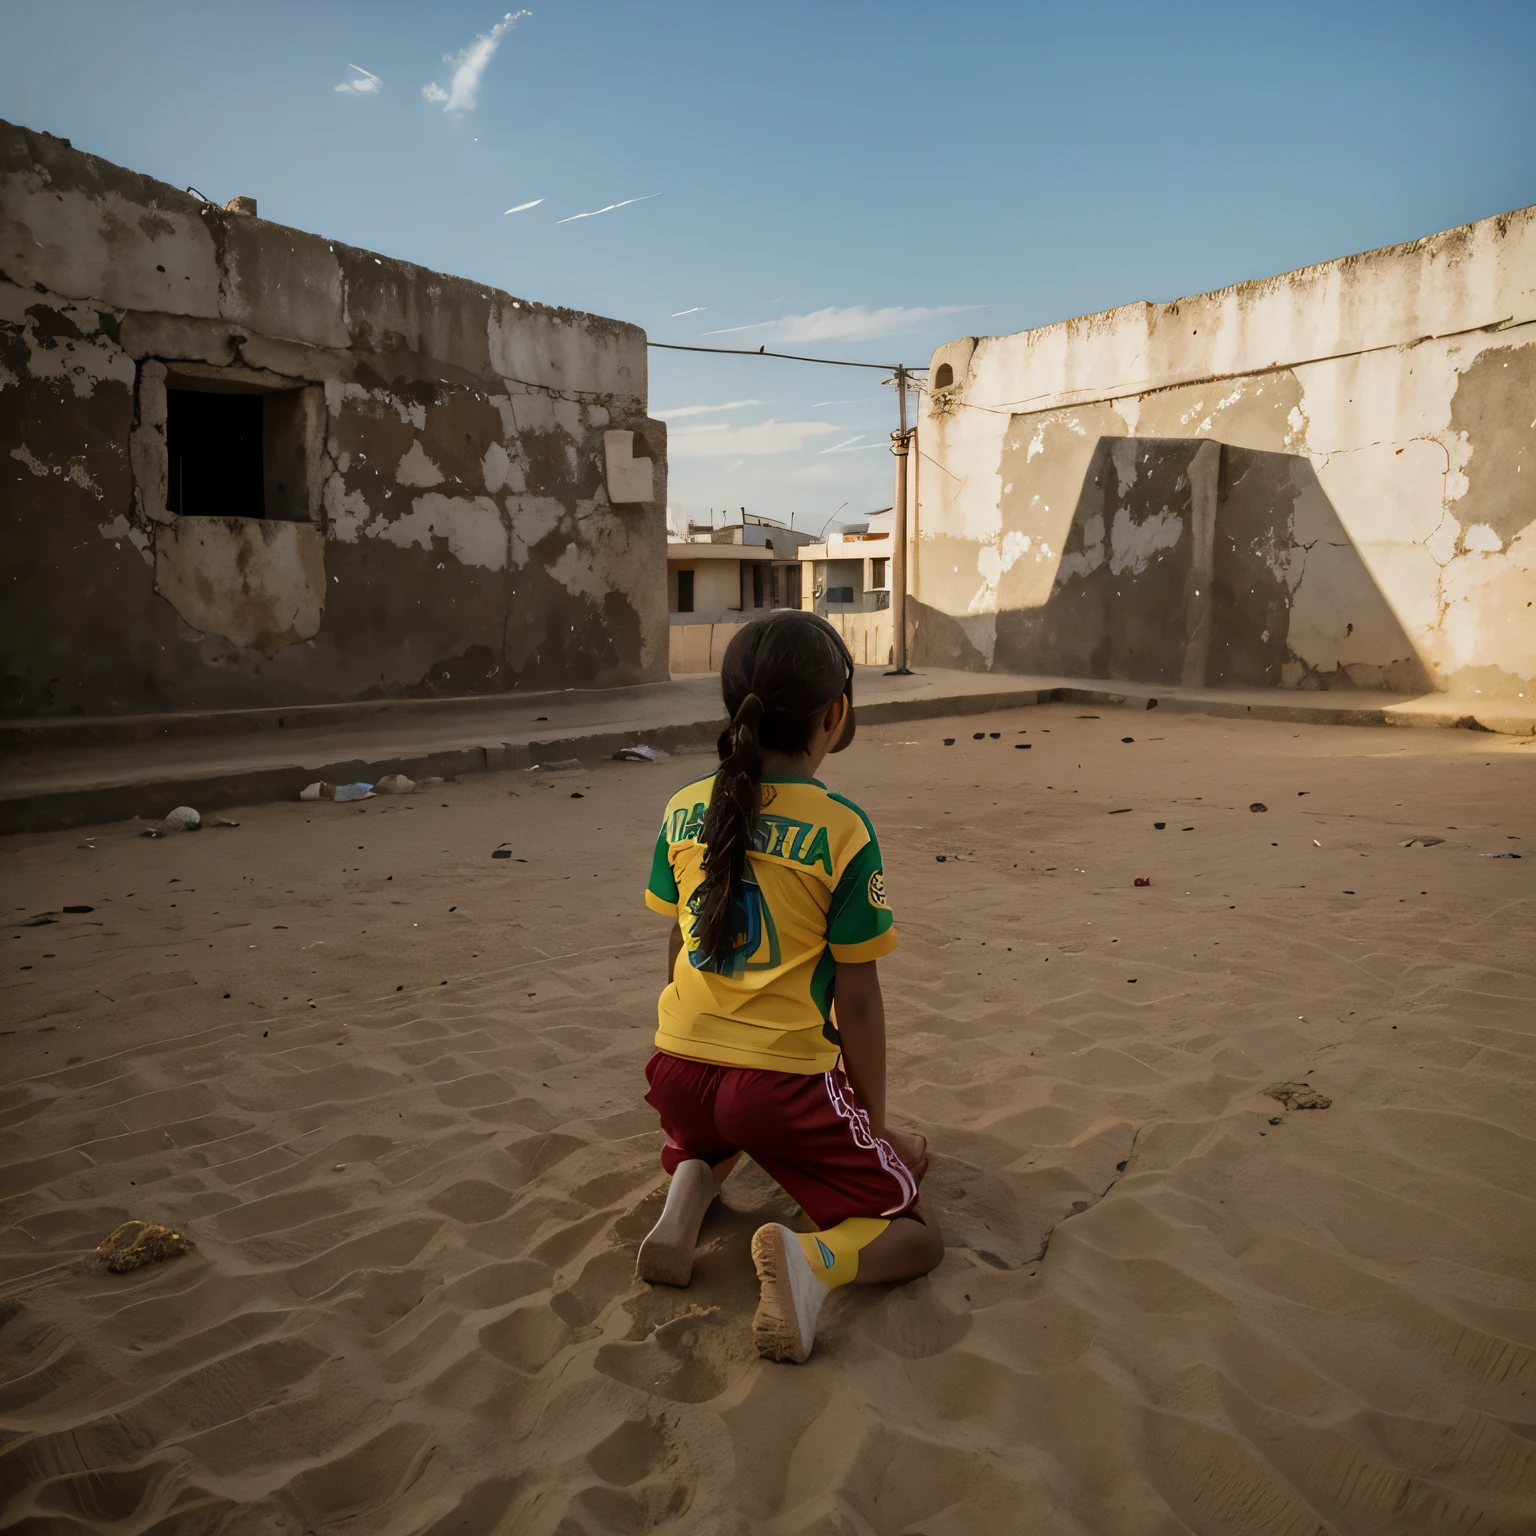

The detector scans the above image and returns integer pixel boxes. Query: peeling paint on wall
[155,517,325,656]
[918,204,1536,698]
[372,493,509,570]
[0,118,669,716]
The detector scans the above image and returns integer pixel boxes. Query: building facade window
[676,568,694,613]
[135,361,323,525]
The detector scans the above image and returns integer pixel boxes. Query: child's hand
[885,1127,928,1185]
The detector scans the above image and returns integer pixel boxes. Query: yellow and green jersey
[645,774,897,1074]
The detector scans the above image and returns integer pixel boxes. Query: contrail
[557,193,661,224]
[503,199,543,214]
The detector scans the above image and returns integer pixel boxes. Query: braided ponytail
[695,693,764,968]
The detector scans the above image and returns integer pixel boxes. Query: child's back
[636,610,942,1362]
[648,771,895,1072]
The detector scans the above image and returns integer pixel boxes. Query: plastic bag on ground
[301,781,375,802]
[141,805,201,836]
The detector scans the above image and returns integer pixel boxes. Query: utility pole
[647,340,927,673]
[887,365,913,674]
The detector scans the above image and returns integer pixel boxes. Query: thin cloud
[335,64,382,96]
[703,303,980,344]
[669,419,840,458]
[670,306,706,317]
[812,399,867,408]
[556,192,661,224]
[503,199,543,214]
[819,435,890,454]
[654,399,767,419]
[423,10,529,112]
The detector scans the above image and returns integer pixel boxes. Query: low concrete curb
[1,680,1525,837]
[1054,685,1534,735]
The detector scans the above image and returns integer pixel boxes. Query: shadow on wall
[914,438,1433,693]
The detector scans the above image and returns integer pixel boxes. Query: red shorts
[643,1050,919,1229]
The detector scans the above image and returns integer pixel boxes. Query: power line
[648,340,929,373]
[651,337,924,676]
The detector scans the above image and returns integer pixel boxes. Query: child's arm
[832,959,888,1130]
[835,959,929,1181]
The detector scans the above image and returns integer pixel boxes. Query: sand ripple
[2,707,1533,1532]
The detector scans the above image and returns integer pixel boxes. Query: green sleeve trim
[830,929,899,962]
[826,833,894,949]
[646,825,679,906]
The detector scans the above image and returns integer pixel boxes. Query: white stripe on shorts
[823,1070,918,1217]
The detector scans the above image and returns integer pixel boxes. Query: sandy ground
[1,702,1533,1535]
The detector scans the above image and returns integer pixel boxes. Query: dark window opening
[871,557,889,588]
[826,585,855,605]
[751,563,766,608]
[934,362,954,389]
[167,389,264,518]
[676,569,694,613]
[783,564,802,609]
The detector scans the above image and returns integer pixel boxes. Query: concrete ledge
[2,670,1528,836]
[1054,684,1536,736]
[0,680,687,752]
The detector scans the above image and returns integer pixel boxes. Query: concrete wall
[669,612,891,676]
[0,121,668,716]
[669,621,745,676]
[916,206,1536,698]
[820,611,893,668]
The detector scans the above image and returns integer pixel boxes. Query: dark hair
[693,611,854,969]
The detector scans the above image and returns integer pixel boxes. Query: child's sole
[635,1223,695,1287]
[635,1160,717,1287]
[750,1224,821,1363]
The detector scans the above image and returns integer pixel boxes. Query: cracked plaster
[0,118,668,715]
[918,203,1536,697]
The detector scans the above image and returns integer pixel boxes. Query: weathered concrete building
[1,120,667,717]
[916,206,1535,699]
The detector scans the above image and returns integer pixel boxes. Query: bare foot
[636,1159,719,1286]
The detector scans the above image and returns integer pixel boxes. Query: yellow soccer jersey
[644,774,898,1074]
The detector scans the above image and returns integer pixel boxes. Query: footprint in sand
[479,1301,571,1375]
[586,1414,672,1485]
[440,1258,552,1312]
[594,1305,755,1403]
[427,1179,515,1224]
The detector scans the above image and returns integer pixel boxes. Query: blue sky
[3,0,1532,533]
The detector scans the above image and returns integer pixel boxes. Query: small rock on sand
[1264,1081,1332,1111]
[95,1220,194,1273]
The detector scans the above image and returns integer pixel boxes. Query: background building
[667,512,810,673]
[795,510,895,667]
[0,121,668,716]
